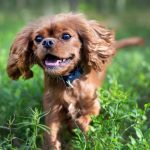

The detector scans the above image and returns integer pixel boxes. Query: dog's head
[7,13,115,79]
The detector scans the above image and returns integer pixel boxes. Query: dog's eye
[35,35,44,43]
[62,33,71,40]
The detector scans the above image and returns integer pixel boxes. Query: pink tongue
[45,60,61,67]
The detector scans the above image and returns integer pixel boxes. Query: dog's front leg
[76,98,100,133]
[43,104,63,150]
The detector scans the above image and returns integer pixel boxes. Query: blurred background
[0,0,150,149]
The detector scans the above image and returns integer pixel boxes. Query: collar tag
[62,67,83,87]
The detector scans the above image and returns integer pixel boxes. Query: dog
[7,13,143,149]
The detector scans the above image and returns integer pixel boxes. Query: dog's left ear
[78,19,116,71]
[7,25,35,80]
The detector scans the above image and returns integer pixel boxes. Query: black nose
[42,39,54,48]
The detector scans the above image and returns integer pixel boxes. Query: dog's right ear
[7,25,35,80]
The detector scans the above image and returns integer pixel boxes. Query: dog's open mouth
[44,54,73,68]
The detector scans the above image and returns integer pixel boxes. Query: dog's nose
[42,39,55,48]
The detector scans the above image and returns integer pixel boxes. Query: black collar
[62,66,83,87]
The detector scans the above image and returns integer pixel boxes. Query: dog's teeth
[58,60,62,63]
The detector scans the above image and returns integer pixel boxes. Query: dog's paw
[76,115,91,132]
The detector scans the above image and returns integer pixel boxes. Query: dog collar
[62,66,83,87]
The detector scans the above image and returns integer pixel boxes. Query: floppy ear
[7,26,35,80]
[78,19,116,71]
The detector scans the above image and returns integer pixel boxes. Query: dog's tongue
[44,54,62,67]
[45,59,61,67]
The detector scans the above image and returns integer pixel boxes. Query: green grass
[0,12,150,150]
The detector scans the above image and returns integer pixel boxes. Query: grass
[0,11,150,150]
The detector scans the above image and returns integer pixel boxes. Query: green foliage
[0,11,150,150]
[0,109,50,149]
[71,83,150,150]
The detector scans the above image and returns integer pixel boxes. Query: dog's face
[32,20,81,76]
[7,13,115,80]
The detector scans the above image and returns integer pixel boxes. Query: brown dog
[7,13,143,150]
